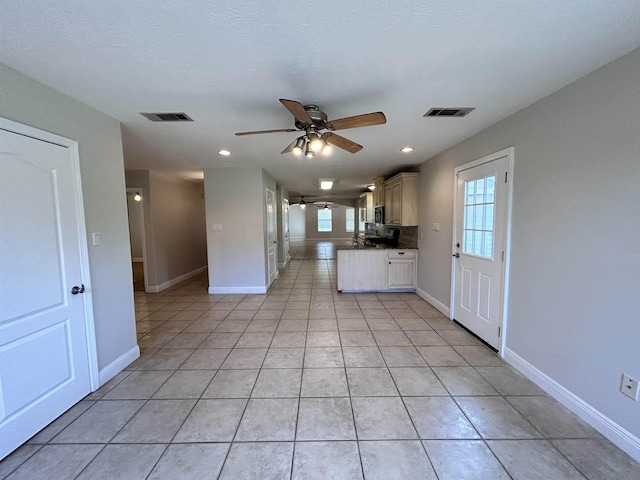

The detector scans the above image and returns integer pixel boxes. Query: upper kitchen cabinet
[383,172,419,226]
[373,176,385,206]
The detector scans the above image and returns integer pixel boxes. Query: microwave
[374,206,384,224]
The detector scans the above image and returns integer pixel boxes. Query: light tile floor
[2,258,640,479]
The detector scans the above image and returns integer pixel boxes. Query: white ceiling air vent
[141,112,193,122]
[423,107,475,118]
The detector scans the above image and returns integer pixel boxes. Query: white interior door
[283,198,290,265]
[0,123,95,460]
[266,188,278,285]
[453,151,511,350]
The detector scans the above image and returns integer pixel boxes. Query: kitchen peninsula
[337,246,417,292]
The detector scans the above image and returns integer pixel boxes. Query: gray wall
[0,64,136,372]
[305,205,355,239]
[204,167,268,291]
[416,48,640,439]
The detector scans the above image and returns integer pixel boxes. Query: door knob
[71,284,85,295]
[452,253,460,258]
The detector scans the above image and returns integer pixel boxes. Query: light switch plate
[432,223,440,232]
[211,224,223,232]
[92,232,101,246]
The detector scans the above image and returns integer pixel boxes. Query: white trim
[0,117,100,391]
[146,265,207,293]
[208,286,268,294]
[97,345,140,387]
[450,146,514,355]
[504,348,640,462]
[132,257,144,263]
[415,287,451,317]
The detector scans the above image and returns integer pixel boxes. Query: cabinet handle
[398,252,405,255]
[388,262,391,264]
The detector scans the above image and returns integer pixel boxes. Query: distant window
[345,208,355,233]
[317,209,332,232]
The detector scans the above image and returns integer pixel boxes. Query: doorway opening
[126,187,148,292]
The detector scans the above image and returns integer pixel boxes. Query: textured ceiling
[2,1,639,201]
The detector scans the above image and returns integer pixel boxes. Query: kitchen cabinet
[359,192,374,223]
[337,248,417,291]
[387,250,417,289]
[337,250,387,291]
[383,172,419,226]
[373,176,385,206]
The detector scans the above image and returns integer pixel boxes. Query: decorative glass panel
[462,174,496,259]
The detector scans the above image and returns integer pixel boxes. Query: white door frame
[0,117,99,390]
[450,147,514,355]
[126,187,149,292]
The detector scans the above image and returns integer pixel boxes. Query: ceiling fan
[235,99,386,156]
[316,202,339,210]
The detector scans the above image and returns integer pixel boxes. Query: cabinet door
[391,182,402,224]
[384,184,393,223]
[388,260,416,289]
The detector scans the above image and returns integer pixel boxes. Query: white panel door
[283,198,290,265]
[453,153,510,349]
[266,188,278,285]
[0,126,93,459]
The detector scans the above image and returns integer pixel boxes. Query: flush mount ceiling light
[401,147,414,153]
[367,184,375,191]
[218,149,231,156]
[319,178,334,190]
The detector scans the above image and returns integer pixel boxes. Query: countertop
[336,245,416,251]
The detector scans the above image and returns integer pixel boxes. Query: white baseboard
[415,287,451,317]
[97,345,140,387]
[146,266,207,293]
[132,257,144,263]
[208,286,268,294]
[504,348,640,462]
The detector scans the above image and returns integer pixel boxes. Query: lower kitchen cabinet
[387,250,417,289]
[337,249,417,292]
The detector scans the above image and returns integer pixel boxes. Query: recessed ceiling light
[218,150,231,156]
[401,147,414,153]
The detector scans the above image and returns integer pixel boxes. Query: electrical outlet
[620,374,639,401]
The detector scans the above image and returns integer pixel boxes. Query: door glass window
[463,175,495,258]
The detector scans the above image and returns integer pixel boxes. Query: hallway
[2,258,639,479]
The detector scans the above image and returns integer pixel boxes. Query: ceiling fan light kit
[235,99,386,155]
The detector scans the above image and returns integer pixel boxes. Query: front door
[453,149,512,350]
[0,121,95,459]
[266,188,278,286]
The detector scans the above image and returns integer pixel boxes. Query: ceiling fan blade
[235,128,298,136]
[327,112,386,131]
[281,139,297,154]
[280,99,313,124]
[324,132,363,154]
